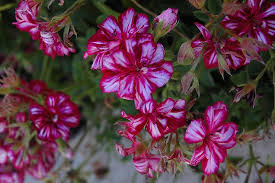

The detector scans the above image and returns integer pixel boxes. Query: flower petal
[100,72,120,93]
[190,144,206,166]
[184,119,206,144]
[156,98,175,113]
[211,122,238,149]
[136,13,150,33]
[201,145,220,175]
[205,102,228,132]
[144,61,173,88]
[99,16,121,39]
[194,22,212,40]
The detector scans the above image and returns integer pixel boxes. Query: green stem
[254,60,270,83]
[0,3,16,12]
[63,0,87,17]
[264,155,270,183]
[40,56,49,81]
[244,145,255,183]
[92,0,120,18]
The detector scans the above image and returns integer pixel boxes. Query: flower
[120,98,186,141]
[27,143,56,179]
[133,152,162,178]
[83,8,150,70]
[13,0,40,40]
[10,147,30,170]
[153,8,178,35]
[38,23,76,58]
[115,130,142,157]
[221,0,275,45]
[191,23,249,70]
[100,41,173,104]
[0,117,8,134]
[29,92,80,141]
[0,165,24,183]
[184,101,238,175]
[13,0,75,58]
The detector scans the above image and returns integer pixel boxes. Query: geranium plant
[0,0,274,182]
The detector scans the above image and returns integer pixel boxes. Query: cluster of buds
[13,0,76,58]
[0,68,80,182]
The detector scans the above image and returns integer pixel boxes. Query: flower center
[52,114,58,123]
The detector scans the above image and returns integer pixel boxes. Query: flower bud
[233,82,257,107]
[153,8,178,39]
[240,38,271,63]
[15,112,27,123]
[189,0,205,9]
[181,72,200,96]
[177,41,195,64]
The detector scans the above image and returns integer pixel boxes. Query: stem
[40,56,49,81]
[63,0,87,17]
[244,145,255,183]
[264,155,270,183]
[254,60,270,83]
[91,0,120,18]
[130,0,189,40]
[0,3,16,12]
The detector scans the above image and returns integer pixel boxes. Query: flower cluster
[84,8,187,177]
[13,0,75,58]
[0,69,80,182]
[189,0,274,74]
[221,0,275,46]
[84,8,240,178]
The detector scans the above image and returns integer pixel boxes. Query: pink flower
[10,147,30,170]
[100,41,173,104]
[13,0,75,58]
[184,101,238,175]
[29,92,80,141]
[27,143,56,179]
[0,117,8,134]
[120,98,186,141]
[221,0,275,45]
[115,130,141,157]
[191,23,249,69]
[133,152,162,178]
[38,24,76,58]
[154,8,178,34]
[0,166,24,183]
[83,8,150,70]
[0,146,10,165]
[13,0,40,40]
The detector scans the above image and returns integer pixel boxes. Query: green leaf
[193,11,209,23]
[120,99,138,116]
[231,71,248,86]
[207,0,222,14]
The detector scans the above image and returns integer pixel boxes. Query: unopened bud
[153,8,178,40]
[181,72,200,96]
[15,112,27,123]
[240,38,271,63]
[177,41,195,64]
